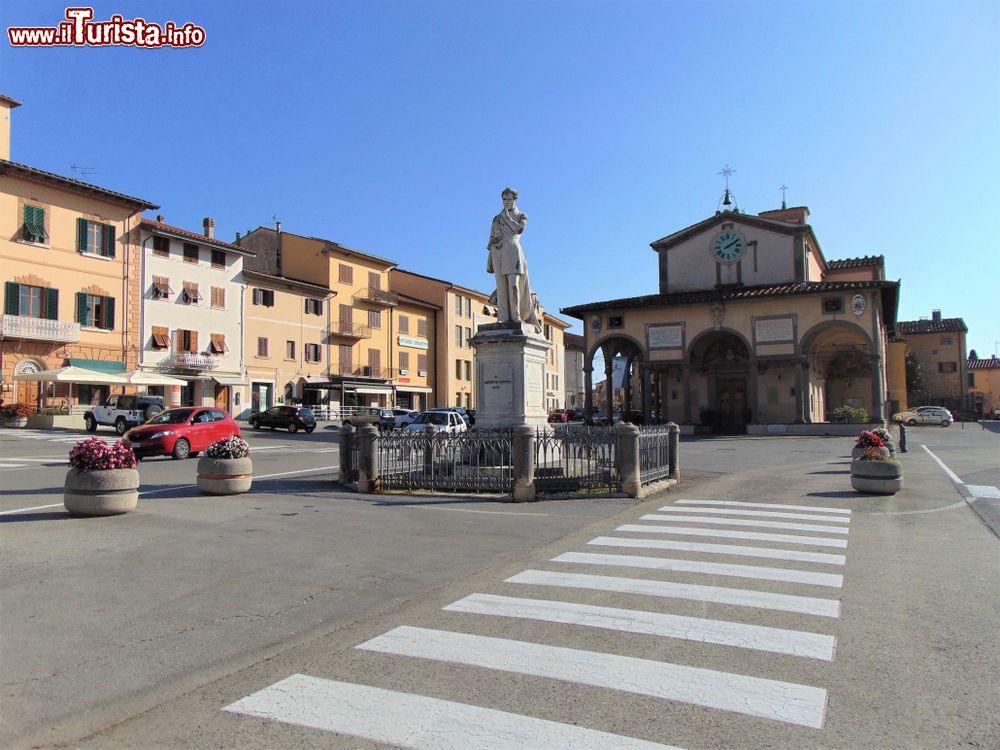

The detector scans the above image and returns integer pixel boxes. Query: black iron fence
[535,426,620,493]
[376,428,514,494]
[638,424,674,485]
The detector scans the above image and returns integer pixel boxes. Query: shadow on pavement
[1,511,71,523]
[808,470,849,475]
[807,490,861,498]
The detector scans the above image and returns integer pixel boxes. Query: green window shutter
[77,218,89,253]
[104,296,115,330]
[45,288,59,320]
[76,292,87,324]
[4,282,19,316]
[103,224,116,258]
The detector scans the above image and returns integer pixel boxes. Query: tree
[905,350,925,402]
[969,348,979,360]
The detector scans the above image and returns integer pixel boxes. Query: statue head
[501,187,518,210]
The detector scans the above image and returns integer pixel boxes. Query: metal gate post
[512,424,536,502]
[339,423,356,486]
[357,423,379,493]
[616,422,641,497]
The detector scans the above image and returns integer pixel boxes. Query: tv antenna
[70,163,98,180]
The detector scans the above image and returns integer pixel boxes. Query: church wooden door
[717,377,747,434]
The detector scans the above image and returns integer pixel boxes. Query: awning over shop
[212,375,248,386]
[299,375,328,384]
[350,385,394,395]
[125,371,187,386]
[14,366,127,384]
[394,385,433,393]
[67,358,125,373]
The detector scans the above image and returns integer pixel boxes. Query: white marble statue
[486,187,542,333]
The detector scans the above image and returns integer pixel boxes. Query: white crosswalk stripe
[225,498,854,745]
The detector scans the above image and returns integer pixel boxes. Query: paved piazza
[1,424,998,749]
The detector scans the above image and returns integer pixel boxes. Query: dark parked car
[548,409,571,423]
[621,409,645,425]
[248,406,317,433]
[123,407,242,459]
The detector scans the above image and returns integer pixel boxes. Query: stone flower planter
[850,459,903,495]
[3,417,28,428]
[852,445,890,459]
[64,468,140,516]
[197,456,253,495]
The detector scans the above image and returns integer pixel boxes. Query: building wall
[1,174,140,404]
[886,339,908,414]
[391,300,435,410]
[903,331,967,405]
[542,318,568,410]
[564,346,585,408]
[968,363,1000,416]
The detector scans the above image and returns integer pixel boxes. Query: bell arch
[584,334,646,422]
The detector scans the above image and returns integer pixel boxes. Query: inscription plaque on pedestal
[525,363,543,408]
[480,362,514,411]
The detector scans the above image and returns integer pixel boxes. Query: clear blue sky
[3,0,998,356]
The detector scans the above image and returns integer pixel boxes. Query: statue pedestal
[472,323,552,429]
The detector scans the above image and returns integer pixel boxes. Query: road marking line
[966,485,1000,499]
[0,456,69,461]
[552,551,843,588]
[357,626,828,728]
[507,570,840,618]
[588,536,845,566]
[656,506,850,524]
[444,593,836,661]
[140,465,340,496]
[617,524,848,548]
[245,445,293,451]
[0,503,64,515]
[641,514,850,535]
[402,505,550,516]
[224,674,685,750]
[675,499,851,515]
[921,445,962,483]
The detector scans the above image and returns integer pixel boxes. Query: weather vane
[780,183,788,209]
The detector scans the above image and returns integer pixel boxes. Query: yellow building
[239,226,404,410]
[967,357,1000,418]
[562,204,900,433]
[542,316,571,411]
[0,94,158,408]
[895,311,970,415]
[391,293,438,411]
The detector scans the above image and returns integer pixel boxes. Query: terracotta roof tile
[896,318,968,334]
[0,158,157,210]
[826,255,884,270]
[141,218,252,254]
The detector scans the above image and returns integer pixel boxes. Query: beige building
[239,226,403,410]
[968,356,1000,418]
[542,316,571,411]
[242,269,336,416]
[563,332,586,410]
[562,204,900,432]
[895,311,969,414]
[1,94,158,408]
[391,293,438,411]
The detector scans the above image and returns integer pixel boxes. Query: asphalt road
[1,422,998,749]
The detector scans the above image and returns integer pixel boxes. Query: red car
[123,407,242,460]
[548,409,570,423]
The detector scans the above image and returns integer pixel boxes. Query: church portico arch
[801,321,877,421]
[584,335,645,421]
[686,330,751,433]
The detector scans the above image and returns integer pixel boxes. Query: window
[941,336,953,345]
[339,344,352,374]
[968,373,976,387]
[456,393,462,407]
[399,351,409,371]
[23,204,47,243]
[151,276,173,299]
[182,282,202,304]
[417,354,427,373]
[77,218,115,257]
[5,283,56,319]
[210,286,225,309]
[178,329,199,353]
[368,271,380,291]
[455,325,463,348]
[151,326,170,349]
[609,316,624,329]
[252,288,274,306]
[305,343,321,363]
[339,304,353,331]
[257,337,269,357]
[305,298,323,316]
[544,324,552,340]
[368,309,381,329]
[210,333,228,354]
[339,264,353,284]
[152,236,169,257]
[823,298,843,314]
[465,393,471,409]
[286,340,296,360]
[464,361,471,381]
[455,295,462,316]
[455,360,462,379]
[75,292,114,330]
[417,318,427,337]
[183,243,199,264]
[465,297,471,318]
[465,326,471,345]
[211,249,226,269]
[398,315,409,334]
[938,362,958,373]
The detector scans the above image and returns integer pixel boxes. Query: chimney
[155,214,164,222]
[758,206,810,225]
[203,217,215,239]
[0,94,21,161]
[931,309,942,322]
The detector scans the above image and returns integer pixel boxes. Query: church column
[583,364,594,422]
[749,358,760,424]
[682,363,692,424]
[794,357,807,423]
[605,356,614,414]
[640,363,650,422]
[623,355,633,412]
[870,355,885,424]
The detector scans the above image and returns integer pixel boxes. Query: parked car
[893,407,953,426]
[248,405,316,433]
[403,411,468,434]
[429,406,471,426]
[339,407,385,428]
[621,409,645,425]
[466,409,476,425]
[566,408,584,422]
[123,407,242,459]
[84,394,165,435]
[380,408,420,430]
[548,409,571,423]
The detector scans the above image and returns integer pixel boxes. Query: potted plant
[851,430,889,459]
[64,437,140,516]
[851,446,903,495]
[871,426,896,456]
[197,435,253,495]
[1,402,36,428]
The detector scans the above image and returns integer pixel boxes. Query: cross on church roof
[780,183,788,209]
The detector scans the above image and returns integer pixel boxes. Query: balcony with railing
[352,287,398,307]
[333,365,396,380]
[326,322,373,341]
[157,352,220,371]
[1,315,81,343]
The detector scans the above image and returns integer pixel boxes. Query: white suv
[403,411,468,434]
[84,394,166,435]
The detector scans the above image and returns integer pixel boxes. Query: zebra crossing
[0,429,116,446]
[224,497,854,748]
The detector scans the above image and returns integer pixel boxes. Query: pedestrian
[898,422,907,453]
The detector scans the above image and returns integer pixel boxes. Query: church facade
[561,206,900,433]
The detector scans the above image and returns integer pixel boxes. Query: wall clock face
[712,231,746,264]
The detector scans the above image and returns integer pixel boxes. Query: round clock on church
[711,230,746,264]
